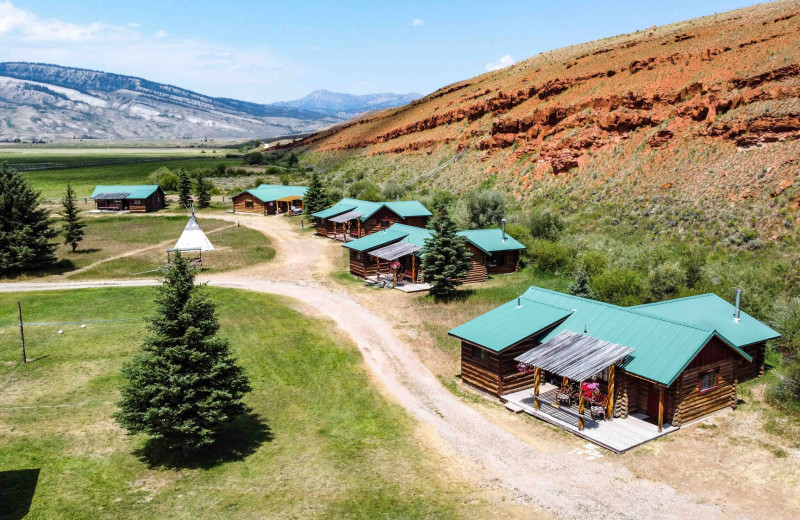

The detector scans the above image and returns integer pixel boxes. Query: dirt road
[0,213,744,520]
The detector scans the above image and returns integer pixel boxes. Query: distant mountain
[0,63,419,140]
[271,89,422,118]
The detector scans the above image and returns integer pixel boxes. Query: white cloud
[485,54,515,71]
[411,18,423,26]
[128,22,140,28]
[0,2,302,101]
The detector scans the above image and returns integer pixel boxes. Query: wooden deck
[502,386,678,453]
[365,274,431,293]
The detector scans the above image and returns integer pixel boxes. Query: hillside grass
[0,287,495,519]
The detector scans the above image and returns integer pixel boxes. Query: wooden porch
[502,385,678,452]
[365,273,431,292]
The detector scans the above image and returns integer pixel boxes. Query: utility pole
[18,302,26,363]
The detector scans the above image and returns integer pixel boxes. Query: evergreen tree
[568,266,595,299]
[195,171,212,209]
[60,183,85,252]
[0,162,58,276]
[177,169,193,209]
[421,207,471,299]
[115,252,251,453]
[287,151,299,168]
[303,172,331,218]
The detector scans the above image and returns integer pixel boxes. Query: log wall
[460,337,543,396]
[462,245,488,284]
[737,341,766,381]
[671,358,737,426]
[233,193,267,214]
[486,250,521,275]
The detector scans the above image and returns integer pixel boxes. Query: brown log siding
[233,193,268,214]
[460,337,542,395]
[486,250,520,275]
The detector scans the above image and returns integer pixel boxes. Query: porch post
[411,254,416,282]
[533,367,541,410]
[376,256,380,280]
[358,219,361,237]
[607,364,615,421]
[658,384,665,433]
[578,381,585,430]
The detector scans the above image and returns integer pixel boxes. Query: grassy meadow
[0,287,499,519]
[19,215,274,280]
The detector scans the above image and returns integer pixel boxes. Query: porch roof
[515,330,635,382]
[328,209,364,223]
[369,242,421,261]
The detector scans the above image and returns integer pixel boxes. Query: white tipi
[173,208,215,252]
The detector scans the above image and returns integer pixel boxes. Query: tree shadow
[134,412,272,470]
[72,248,101,254]
[0,468,40,520]
[2,259,75,279]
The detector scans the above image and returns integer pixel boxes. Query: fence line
[9,154,214,172]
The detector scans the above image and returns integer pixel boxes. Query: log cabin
[342,223,526,284]
[449,287,779,437]
[90,185,166,212]
[312,198,432,239]
[232,184,307,215]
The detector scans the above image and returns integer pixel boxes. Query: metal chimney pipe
[517,297,521,308]
[501,218,507,242]
[734,289,742,322]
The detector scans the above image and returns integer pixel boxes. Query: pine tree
[421,207,471,299]
[568,266,595,299]
[303,172,331,218]
[195,171,212,209]
[177,169,193,209]
[115,252,251,453]
[0,162,58,276]
[60,183,85,252]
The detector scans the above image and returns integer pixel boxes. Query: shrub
[528,210,566,241]
[149,167,179,191]
[215,163,227,175]
[591,268,647,306]
[246,151,263,165]
[580,250,608,277]
[347,179,381,201]
[648,262,687,301]
[678,245,706,288]
[527,238,574,275]
[382,179,405,201]
[463,190,507,229]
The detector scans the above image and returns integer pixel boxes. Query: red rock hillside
[299,1,800,231]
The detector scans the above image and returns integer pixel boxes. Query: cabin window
[487,252,506,267]
[698,368,719,393]
[132,199,142,205]
[380,219,391,229]
[245,200,254,209]
[472,346,488,361]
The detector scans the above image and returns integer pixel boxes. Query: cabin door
[646,382,667,418]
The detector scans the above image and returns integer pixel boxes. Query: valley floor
[2,211,798,519]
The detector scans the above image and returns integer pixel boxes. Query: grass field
[11,158,243,199]
[0,287,496,519]
[18,215,274,280]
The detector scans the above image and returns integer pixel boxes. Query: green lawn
[14,158,241,199]
[0,287,491,519]
[25,215,274,280]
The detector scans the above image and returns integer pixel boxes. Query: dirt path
[0,213,749,520]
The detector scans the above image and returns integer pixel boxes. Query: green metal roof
[630,294,780,347]
[448,286,778,386]
[91,185,160,199]
[312,204,357,219]
[343,229,408,252]
[312,198,432,221]
[449,298,573,352]
[342,223,528,257]
[458,229,526,254]
[245,185,307,202]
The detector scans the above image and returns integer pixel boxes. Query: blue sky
[0,1,761,102]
